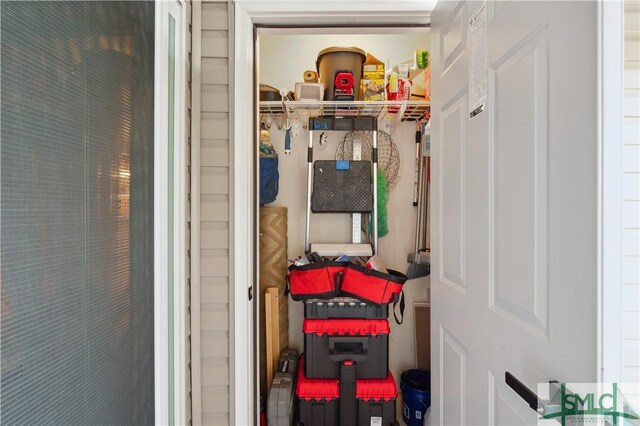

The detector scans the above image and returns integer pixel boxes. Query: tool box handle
[328,336,369,361]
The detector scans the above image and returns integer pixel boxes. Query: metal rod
[372,130,378,255]
[414,153,425,257]
[305,130,313,252]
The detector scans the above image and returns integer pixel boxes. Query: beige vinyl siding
[195,1,233,424]
[623,0,640,389]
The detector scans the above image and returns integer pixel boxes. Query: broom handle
[414,155,425,256]
[422,157,430,251]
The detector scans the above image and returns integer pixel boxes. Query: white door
[430,1,598,424]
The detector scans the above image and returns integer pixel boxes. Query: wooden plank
[265,287,280,390]
[414,303,431,371]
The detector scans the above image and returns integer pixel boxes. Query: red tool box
[303,319,389,379]
[296,356,397,426]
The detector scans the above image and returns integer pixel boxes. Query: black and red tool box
[297,356,397,426]
[296,357,340,426]
[355,373,397,426]
[303,319,389,379]
[304,297,388,319]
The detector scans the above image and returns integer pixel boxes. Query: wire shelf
[259,100,430,122]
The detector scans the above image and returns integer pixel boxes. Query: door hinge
[248,285,253,301]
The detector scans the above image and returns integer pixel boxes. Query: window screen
[1,2,155,424]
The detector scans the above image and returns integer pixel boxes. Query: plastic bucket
[316,47,366,100]
[400,369,431,426]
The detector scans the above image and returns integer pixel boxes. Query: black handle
[328,336,369,362]
[505,372,560,414]
[505,372,540,411]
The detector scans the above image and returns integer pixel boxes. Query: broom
[406,153,430,279]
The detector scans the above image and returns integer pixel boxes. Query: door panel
[431,1,598,424]
[440,92,468,293]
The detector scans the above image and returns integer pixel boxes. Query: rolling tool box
[303,319,389,379]
[297,356,397,426]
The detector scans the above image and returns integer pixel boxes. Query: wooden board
[414,303,431,371]
[265,287,280,390]
[259,207,288,396]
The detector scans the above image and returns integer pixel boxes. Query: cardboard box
[362,53,385,101]
[361,79,386,101]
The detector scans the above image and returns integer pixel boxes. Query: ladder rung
[310,243,373,257]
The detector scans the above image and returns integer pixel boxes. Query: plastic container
[316,47,366,101]
[303,319,389,379]
[304,298,388,319]
[400,369,431,426]
[295,82,325,101]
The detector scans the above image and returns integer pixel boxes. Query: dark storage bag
[340,264,407,305]
[286,261,348,301]
[259,155,279,205]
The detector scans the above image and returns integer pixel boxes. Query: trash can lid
[317,46,366,61]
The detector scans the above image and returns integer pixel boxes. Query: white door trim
[155,0,188,424]
[598,0,624,384]
[231,2,432,424]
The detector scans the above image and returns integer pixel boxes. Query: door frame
[232,2,431,424]
[154,0,189,424]
[598,0,625,384]
[231,1,624,423]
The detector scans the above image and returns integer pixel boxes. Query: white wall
[259,32,431,416]
[259,33,429,93]
[622,0,640,390]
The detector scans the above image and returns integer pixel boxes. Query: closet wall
[259,32,431,386]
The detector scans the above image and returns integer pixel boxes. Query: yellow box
[361,79,386,101]
[362,54,385,100]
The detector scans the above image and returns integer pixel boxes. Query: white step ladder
[305,117,379,257]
